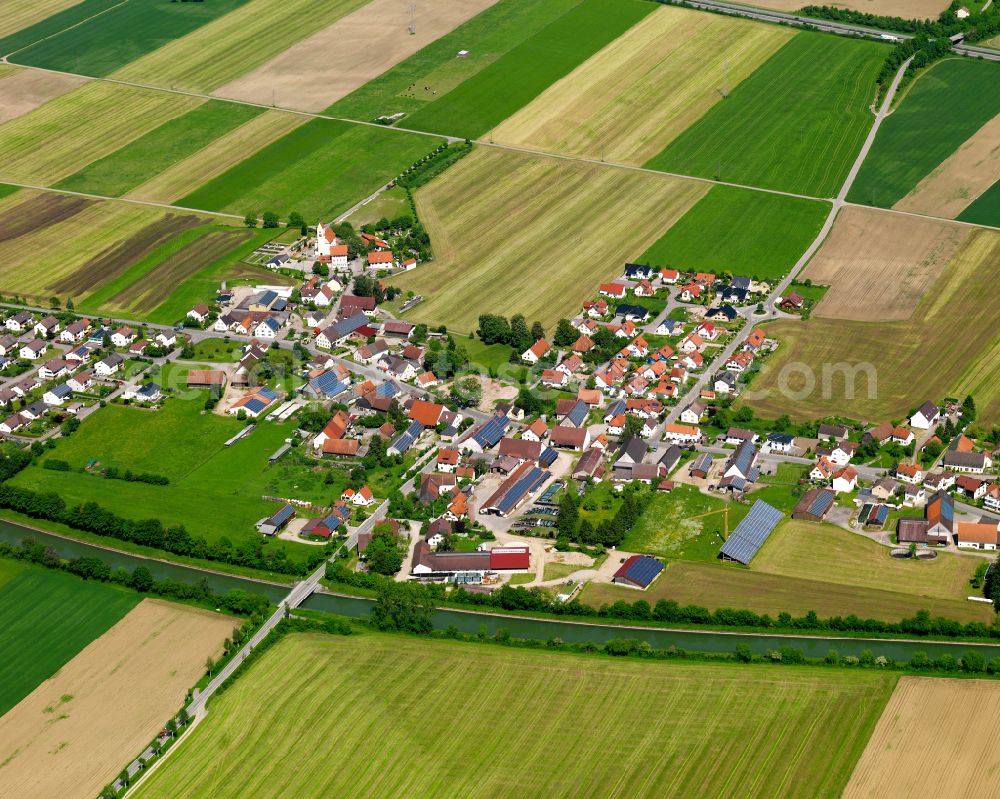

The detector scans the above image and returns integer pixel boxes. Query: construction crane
[686,505,730,540]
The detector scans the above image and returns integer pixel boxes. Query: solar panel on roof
[269,504,294,525]
[858,503,873,525]
[622,555,663,587]
[567,400,588,427]
[244,398,266,414]
[474,414,509,448]
[719,500,783,564]
[539,447,558,467]
[808,490,835,517]
[497,467,549,515]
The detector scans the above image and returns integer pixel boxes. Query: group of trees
[243,210,307,232]
[364,521,406,576]
[555,483,647,548]
[476,314,545,353]
[351,273,400,304]
[422,335,470,381]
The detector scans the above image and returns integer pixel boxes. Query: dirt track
[803,205,968,321]
[213,0,500,112]
[845,676,1000,798]
[55,213,205,295]
[0,599,234,799]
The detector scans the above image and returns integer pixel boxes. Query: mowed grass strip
[55,101,263,197]
[493,5,793,164]
[328,0,583,121]
[746,227,1000,424]
[582,557,992,625]
[0,564,139,715]
[0,0,82,40]
[640,185,827,280]
[180,118,439,220]
[0,82,201,185]
[113,0,367,92]
[126,111,306,204]
[134,633,896,799]
[3,0,251,77]
[647,32,885,197]
[401,0,653,140]
[850,58,1000,209]
[391,147,709,331]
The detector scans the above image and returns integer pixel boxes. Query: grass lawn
[753,520,982,605]
[366,0,653,140]
[459,334,514,372]
[133,632,895,799]
[179,118,439,220]
[582,555,993,625]
[55,101,263,197]
[0,562,140,714]
[640,186,828,280]
[344,185,410,228]
[647,32,885,196]
[542,561,586,582]
[850,59,1000,208]
[2,0,250,77]
[744,227,1000,425]
[188,338,243,363]
[625,485,736,562]
[390,147,707,331]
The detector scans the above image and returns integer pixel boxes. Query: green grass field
[459,334,515,371]
[958,175,1000,226]
[329,0,608,122]
[179,118,438,220]
[134,632,895,799]
[0,562,140,714]
[850,59,1000,208]
[399,0,653,139]
[55,101,263,197]
[647,32,884,196]
[640,186,828,279]
[2,0,250,76]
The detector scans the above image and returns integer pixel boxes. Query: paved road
[663,57,912,426]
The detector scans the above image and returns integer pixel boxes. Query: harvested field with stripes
[391,147,708,330]
[747,228,1000,424]
[0,82,200,185]
[133,633,896,799]
[0,67,88,125]
[214,0,500,112]
[0,599,234,799]
[845,677,1000,798]
[802,206,969,321]
[0,0,80,39]
[492,4,793,164]
[756,0,948,14]
[114,0,369,92]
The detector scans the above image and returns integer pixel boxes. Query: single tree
[243,211,258,229]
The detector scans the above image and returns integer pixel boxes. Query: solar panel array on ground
[719,500,784,564]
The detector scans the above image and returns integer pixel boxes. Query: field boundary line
[119,711,207,799]
[843,201,1000,234]
[1,0,136,61]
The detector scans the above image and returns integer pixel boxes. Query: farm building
[479,463,550,517]
[186,370,227,390]
[410,543,530,581]
[257,504,294,536]
[956,522,999,550]
[858,503,889,530]
[689,453,712,479]
[719,501,783,564]
[793,488,835,522]
[611,555,664,589]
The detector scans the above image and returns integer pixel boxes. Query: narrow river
[6,517,1000,662]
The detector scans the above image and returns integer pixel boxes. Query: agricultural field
[1,0,250,77]
[55,101,263,198]
[647,32,885,197]
[582,555,993,625]
[215,0,501,113]
[126,112,306,204]
[0,0,81,40]
[753,521,984,611]
[959,176,1000,226]
[328,0,584,121]
[0,191,206,303]
[845,678,1000,798]
[0,598,234,799]
[112,0,368,93]
[400,0,654,140]
[179,118,438,220]
[0,82,200,186]
[850,58,1000,212]
[390,147,709,331]
[0,67,87,125]
[757,0,948,14]
[0,562,140,715]
[492,5,793,165]
[640,186,827,280]
[133,633,895,799]
[746,227,1000,424]
[801,206,969,321]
